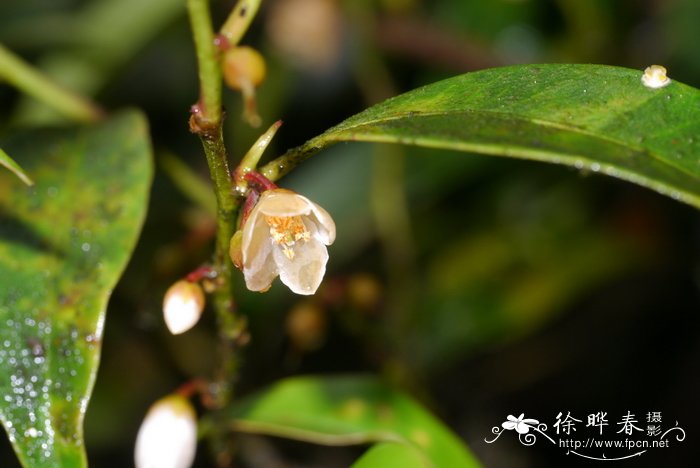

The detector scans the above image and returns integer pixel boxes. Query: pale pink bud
[163,280,205,334]
[134,395,197,468]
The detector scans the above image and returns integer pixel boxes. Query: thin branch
[186,0,222,126]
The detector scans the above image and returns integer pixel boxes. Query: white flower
[641,65,671,89]
[502,414,539,434]
[162,280,205,335]
[134,395,197,468]
[239,189,335,295]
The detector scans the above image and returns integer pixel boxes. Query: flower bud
[641,65,671,89]
[134,394,197,468]
[222,46,267,90]
[222,46,267,127]
[163,280,205,335]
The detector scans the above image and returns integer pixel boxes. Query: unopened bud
[222,46,267,127]
[641,64,671,89]
[223,46,266,89]
[163,280,205,335]
[134,394,197,468]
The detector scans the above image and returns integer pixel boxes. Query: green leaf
[352,442,427,468]
[0,147,33,186]
[223,375,481,468]
[264,64,700,209]
[0,111,152,467]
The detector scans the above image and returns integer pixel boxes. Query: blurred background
[1,0,699,466]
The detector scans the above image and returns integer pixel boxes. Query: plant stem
[219,0,263,47]
[0,43,103,123]
[186,0,242,413]
[186,0,222,126]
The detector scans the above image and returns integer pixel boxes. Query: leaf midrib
[325,107,697,180]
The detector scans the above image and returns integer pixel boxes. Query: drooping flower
[502,413,539,434]
[134,394,197,468]
[236,189,335,295]
[162,280,205,335]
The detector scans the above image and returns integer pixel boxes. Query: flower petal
[274,236,329,295]
[502,421,517,430]
[242,214,277,292]
[257,189,313,217]
[256,190,335,245]
[307,201,335,245]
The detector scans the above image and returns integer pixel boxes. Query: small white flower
[134,395,197,468]
[162,280,205,335]
[502,413,539,434]
[239,189,335,295]
[641,65,671,89]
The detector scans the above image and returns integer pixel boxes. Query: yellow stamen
[265,215,310,260]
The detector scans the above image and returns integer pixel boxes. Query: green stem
[186,0,222,126]
[0,43,102,123]
[200,114,242,414]
[186,0,243,414]
[258,135,324,183]
[219,0,263,47]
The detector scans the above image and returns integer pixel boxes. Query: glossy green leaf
[0,147,33,186]
[265,64,700,209]
[352,442,427,468]
[224,375,481,468]
[0,111,152,467]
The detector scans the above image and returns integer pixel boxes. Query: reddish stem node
[186,265,216,282]
[243,170,278,192]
